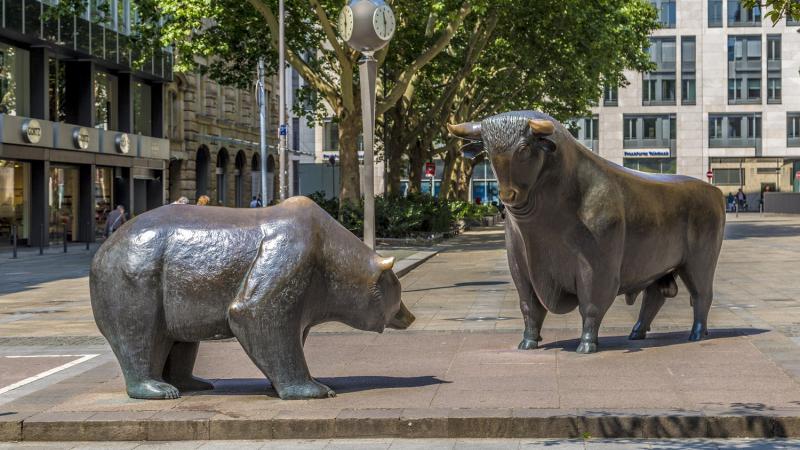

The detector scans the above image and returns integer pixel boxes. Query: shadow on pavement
[540,328,769,353]
[724,222,800,240]
[190,375,449,397]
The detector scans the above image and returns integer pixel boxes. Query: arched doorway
[251,153,261,203]
[234,150,246,207]
[216,148,229,205]
[195,146,210,200]
[267,155,276,204]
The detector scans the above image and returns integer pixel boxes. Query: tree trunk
[338,109,361,207]
[407,139,424,194]
[385,107,405,196]
[439,141,459,200]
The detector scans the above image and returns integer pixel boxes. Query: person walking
[726,192,735,212]
[249,196,259,208]
[736,188,747,211]
[105,205,127,237]
[197,195,210,206]
[256,194,263,207]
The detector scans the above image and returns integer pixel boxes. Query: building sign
[72,127,90,150]
[21,119,42,144]
[425,162,436,177]
[115,133,130,154]
[623,149,671,158]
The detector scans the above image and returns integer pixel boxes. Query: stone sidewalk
[3,214,800,441]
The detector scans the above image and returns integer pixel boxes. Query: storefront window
[49,166,80,244]
[0,43,30,116]
[623,157,677,174]
[95,167,114,239]
[0,160,30,247]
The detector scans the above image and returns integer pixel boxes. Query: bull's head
[448,111,558,215]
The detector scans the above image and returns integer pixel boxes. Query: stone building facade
[165,72,281,207]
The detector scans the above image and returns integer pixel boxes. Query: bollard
[63,223,68,253]
[39,224,44,255]
[11,224,17,259]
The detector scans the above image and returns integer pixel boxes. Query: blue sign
[279,124,287,136]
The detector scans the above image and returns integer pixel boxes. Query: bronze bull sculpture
[449,111,725,353]
[90,197,415,400]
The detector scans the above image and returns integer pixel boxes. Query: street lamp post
[339,0,396,249]
[278,0,288,200]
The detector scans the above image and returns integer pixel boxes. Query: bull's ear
[529,119,555,136]
[460,141,485,160]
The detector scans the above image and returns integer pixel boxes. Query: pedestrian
[172,196,189,205]
[197,195,210,206]
[105,205,126,237]
[760,185,772,211]
[726,192,735,212]
[249,196,259,208]
[256,194,263,207]
[736,188,746,211]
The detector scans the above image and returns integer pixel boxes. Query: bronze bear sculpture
[449,111,725,353]
[90,196,415,400]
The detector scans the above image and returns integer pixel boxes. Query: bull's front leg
[507,227,546,350]
[575,255,619,354]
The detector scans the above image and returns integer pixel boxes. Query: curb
[393,249,439,278]
[5,410,800,441]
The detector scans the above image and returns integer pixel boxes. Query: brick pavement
[3,214,800,441]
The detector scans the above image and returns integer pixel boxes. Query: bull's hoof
[518,338,539,350]
[278,380,336,400]
[576,340,597,354]
[170,376,214,392]
[127,379,181,400]
[628,322,647,340]
[688,322,707,342]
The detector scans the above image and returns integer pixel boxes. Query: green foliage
[742,0,800,24]
[306,192,497,238]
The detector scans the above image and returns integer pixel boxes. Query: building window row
[623,114,676,150]
[709,113,761,148]
[642,37,676,106]
[681,36,696,105]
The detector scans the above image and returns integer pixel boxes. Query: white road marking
[0,354,99,395]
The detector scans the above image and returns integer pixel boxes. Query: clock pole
[359,51,377,249]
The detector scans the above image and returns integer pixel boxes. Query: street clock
[338,0,396,53]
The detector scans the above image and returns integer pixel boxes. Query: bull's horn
[447,122,482,140]
[529,119,555,136]
[377,256,395,271]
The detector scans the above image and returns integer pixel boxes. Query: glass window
[651,0,676,27]
[94,71,118,130]
[747,78,760,100]
[712,168,744,185]
[728,0,761,25]
[323,120,339,152]
[768,78,781,103]
[709,0,723,26]
[746,39,761,60]
[603,85,618,106]
[94,167,113,240]
[49,166,80,244]
[728,118,742,138]
[789,113,800,146]
[768,36,781,61]
[682,79,696,104]
[133,81,152,135]
[710,117,723,139]
[0,160,30,246]
[624,118,637,140]
[662,41,676,62]
[643,118,658,139]
[48,58,66,122]
[747,115,761,138]
[0,43,29,116]
[623,157,676,174]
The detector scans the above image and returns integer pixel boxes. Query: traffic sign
[279,124,287,136]
[425,162,436,178]
[795,171,800,180]
[706,170,713,180]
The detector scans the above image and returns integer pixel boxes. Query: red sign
[706,170,713,180]
[425,162,436,178]
[796,171,800,180]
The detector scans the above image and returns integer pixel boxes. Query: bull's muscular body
[450,111,725,353]
[90,197,413,399]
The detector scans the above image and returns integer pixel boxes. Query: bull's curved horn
[529,119,555,136]
[377,256,395,271]
[447,122,482,140]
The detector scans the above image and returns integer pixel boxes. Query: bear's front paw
[277,380,336,400]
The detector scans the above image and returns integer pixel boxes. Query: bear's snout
[387,301,415,329]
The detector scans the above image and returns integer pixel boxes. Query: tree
[382,0,658,198]
[155,0,479,207]
[742,0,800,23]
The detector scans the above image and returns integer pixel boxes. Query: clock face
[338,6,354,42]
[372,5,395,41]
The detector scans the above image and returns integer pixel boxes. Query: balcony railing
[2,0,172,80]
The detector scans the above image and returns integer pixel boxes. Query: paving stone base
[5,411,800,441]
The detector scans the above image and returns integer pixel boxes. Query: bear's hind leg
[163,342,214,392]
[114,335,180,400]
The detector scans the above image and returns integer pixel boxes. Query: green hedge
[306,192,498,238]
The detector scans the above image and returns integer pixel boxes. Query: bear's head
[328,256,415,333]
